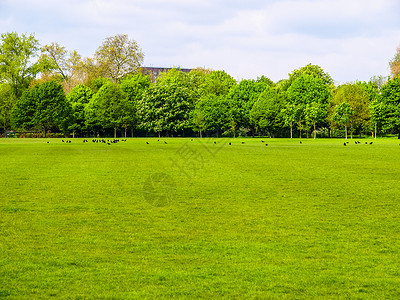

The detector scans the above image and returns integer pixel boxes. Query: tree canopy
[1,31,400,139]
[94,34,144,82]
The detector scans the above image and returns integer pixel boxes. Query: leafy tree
[250,86,282,137]
[227,79,270,133]
[286,75,331,138]
[331,83,370,138]
[305,102,328,139]
[191,109,206,138]
[138,82,194,137]
[374,77,400,137]
[390,46,400,77]
[157,68,189,85]
[0,83,16,131]
[120,73,151,137]
[332,102,353,139]
[67,84,93,137]
[281,104,299,140]
[12,81,71,136]
[157,68,206,104]
[187,67,212,95]
[192,94,235,136]
[288,63,334,87]
[369,98,388,138]
[40,43,85,93]
[88,77,112,94]
[40,42,69,80]
[0,32,43,98]
[11,85,38,130]
[94,34,144,82]
[200,70,236,97]
[257,75,275,87]
[86,82,127,138]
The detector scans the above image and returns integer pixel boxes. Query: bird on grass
[300,141,302,144]
[62,140,65,142]
[229,142,231,145]
[265,144,268,146]
[47,141,49,144]
[344,143,347,146]
[370,142,373,144]
[214,141,216,144]
[164,141,167,144]
[146,142,149,144]
[261,140,264,143]
[241,142,245,144]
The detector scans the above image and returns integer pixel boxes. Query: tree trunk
[114,127,117,138]
[73,130,75,139]
[375,122,377,140]
[345,125,347,140]
[313,122,316,139]
[124,127,127,138]
[200,130,202,138]
[290,123,293,140]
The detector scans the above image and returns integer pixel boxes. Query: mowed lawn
[1,137,400,299]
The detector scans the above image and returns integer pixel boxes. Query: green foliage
[67,84,93,136]
[373,77,400,134]
[85,82,127,136]
[200,70,236,96]
[138,82,195,135]
[288,63,334,87]
[192,94,234,135]
[120,73,151,134]
[0,32,42,98]
[286,75,331,136]
[11,85,38,130]
[256,75,275,87]
[332,102,353,126]
[36,81,71,134]
[250,87,282,135]
[11,81,71,135]
[227,79,269,130]
[120,73,151,99]
[331,83,371,135]
[0,83,16,130]
[94,34,144,82]
[88,77,111,94]
[287,75,331,107]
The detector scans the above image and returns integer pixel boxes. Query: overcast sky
[1,0,400,84]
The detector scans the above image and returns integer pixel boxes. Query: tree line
[1,32,400,138]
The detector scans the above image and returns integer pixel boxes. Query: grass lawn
[1,137,400,299]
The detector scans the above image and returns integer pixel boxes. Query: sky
[1,0,400,84]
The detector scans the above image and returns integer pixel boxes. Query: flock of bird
[343,141,373,146]
[44,139,380,147]
[58,138,128,145]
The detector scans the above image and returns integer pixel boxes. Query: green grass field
[1,137,400,299]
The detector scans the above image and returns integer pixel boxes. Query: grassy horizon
[1,137,400,298]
